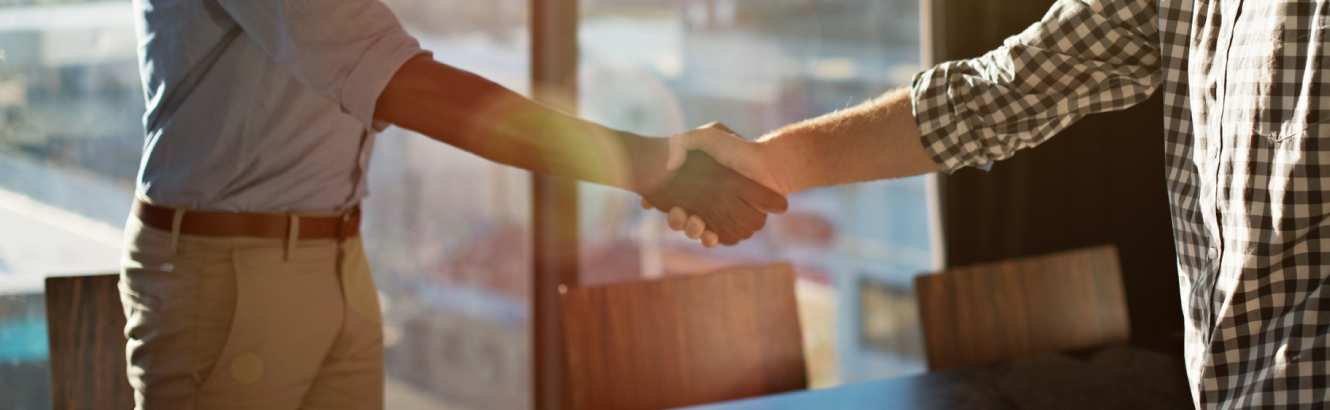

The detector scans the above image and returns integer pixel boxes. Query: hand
[638,149,788,247]
[667,122,792,195]
[639,201,720,247]
[642,122,791,247]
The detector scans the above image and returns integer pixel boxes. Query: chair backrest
[45,274,134,409]
[561,263,807,410]
[915,245,1130,370]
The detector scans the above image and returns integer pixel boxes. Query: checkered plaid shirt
[912,0,1330,408]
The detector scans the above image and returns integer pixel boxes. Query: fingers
[704,204,751,246]
[661,205,754,247]
[730,204,768,234]
[648,134,780,247]
[684,214,706,240]
[701,231,719,248]
[663,206,721,248]
[738,183,789,214]
[717,232,741,246]
[667,207,688,231]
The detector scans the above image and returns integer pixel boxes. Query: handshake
[376,57,819,243]
[634,122,790,248]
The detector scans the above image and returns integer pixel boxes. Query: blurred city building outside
[575,0,936,389]
[0,0,937,409]
[0,2,140,408]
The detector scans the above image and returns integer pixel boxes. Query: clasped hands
[637,123,789,248]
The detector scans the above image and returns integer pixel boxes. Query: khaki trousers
[118,215,384,409]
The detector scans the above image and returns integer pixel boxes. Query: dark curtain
[937,0,1183,349]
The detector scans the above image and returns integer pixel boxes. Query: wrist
[754,134,804,195]
[619,132,673,193]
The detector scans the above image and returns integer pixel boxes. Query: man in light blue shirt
[123,0,786,408]
[134,0,423,212]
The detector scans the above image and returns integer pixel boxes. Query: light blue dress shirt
[133,0,428,213]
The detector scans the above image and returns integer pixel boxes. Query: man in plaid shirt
[658,0,1330,408]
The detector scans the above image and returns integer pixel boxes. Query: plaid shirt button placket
[910,0,1330,408]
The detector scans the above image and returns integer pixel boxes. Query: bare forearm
[758,87,938,192]
[375,56,669,192]
[376,57,787,245]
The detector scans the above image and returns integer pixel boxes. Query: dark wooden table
[676,344,1195,410]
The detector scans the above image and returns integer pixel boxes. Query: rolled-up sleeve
[911,0,1161,172]
[216,0,429,131]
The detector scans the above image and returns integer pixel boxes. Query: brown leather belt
[133,200,360,240]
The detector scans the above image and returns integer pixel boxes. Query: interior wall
[936,0,1184,348]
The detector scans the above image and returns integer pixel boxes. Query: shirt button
[1207,247,1219,260]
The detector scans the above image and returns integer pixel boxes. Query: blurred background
[0,0,937,408]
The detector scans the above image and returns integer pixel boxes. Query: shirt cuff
[910,62,990,173]
[340,28,432,133]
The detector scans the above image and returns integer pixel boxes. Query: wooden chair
[45,274,135,409]
[914,245,1130,370]
[560,263,807,410]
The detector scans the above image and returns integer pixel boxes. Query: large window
[368,1,533,409]
[0,1,140,408]
[575,0,939,387]
[0,0,537,408]
[0,0,937,409]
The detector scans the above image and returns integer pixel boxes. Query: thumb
[666,122,739,171]
[666,133,688,171]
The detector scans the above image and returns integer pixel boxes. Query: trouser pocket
[120,221,239,409]
[194,241,345,408]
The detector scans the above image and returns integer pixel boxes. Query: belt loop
[170,208,186,255]
[337,211,349,243]
[286,214,300,261]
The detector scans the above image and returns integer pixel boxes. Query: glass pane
[0,1,533,409]
[370,1,532,409]
[0,1,140,408]
[576,0,937,388]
